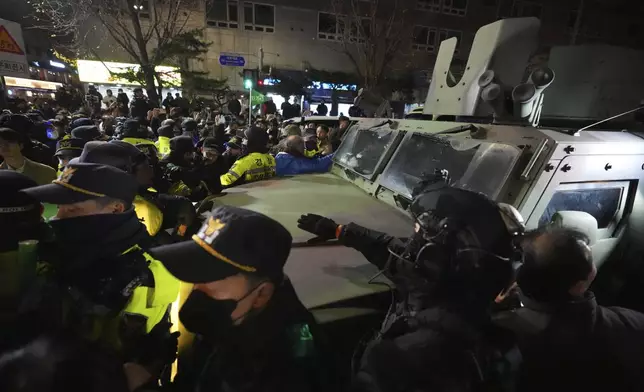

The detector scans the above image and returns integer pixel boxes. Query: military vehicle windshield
[380,133,522,200]
[334,123,398,179]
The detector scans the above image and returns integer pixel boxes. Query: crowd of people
[1,86,644,392]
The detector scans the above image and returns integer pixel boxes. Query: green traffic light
[244,79,253,89]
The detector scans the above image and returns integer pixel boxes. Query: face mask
[179,282,264,338]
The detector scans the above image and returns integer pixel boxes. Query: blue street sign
[219,53,245,67]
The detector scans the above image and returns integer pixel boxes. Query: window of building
[243,2,274,33]
[417,0,441,12]
[511,0,542,19]
[412,25,437,52]
[349,17,371,44]
[538,186,624,229]
[438,29,462,53]
[207,0,239,28]
[318,12,344,41]
[442,0,468,16]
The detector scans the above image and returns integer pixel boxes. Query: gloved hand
[297,214,338,240]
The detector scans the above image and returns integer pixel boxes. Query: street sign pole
[248,86,252,127]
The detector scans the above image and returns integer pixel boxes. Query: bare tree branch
[32,0,219,103]
[331,0,411,90]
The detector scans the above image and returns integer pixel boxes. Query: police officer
[71,124,104,142]
[148,206,332,392]
[156,124,173,158]
[161,136,211,201]
[298,181,523,391]
[54,137,86,175]
[513,226,644,392]
[22,163,180,368]
[78,141,196,244]
[119,118,159,168]
[220,126,275,188]
[67,117,94,138]
[0,171,48,351]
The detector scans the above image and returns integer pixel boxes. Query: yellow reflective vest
[123,249,180,334]
[156,136,171,158]
[55,247,180,350]
[220,152,276,187]
[133,195,164,236]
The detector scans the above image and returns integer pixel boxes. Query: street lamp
[244,79,253,126]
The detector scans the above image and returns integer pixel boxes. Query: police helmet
[398,182,524,307]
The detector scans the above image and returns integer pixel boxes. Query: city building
[88,0,641,101]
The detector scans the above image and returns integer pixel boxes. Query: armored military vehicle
[213,17,644,311]
[189,19,644,372]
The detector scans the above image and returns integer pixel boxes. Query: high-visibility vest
[220,152,276,186]
[133,195,164,236]
[156,136,171,158]
[123,247,180,334]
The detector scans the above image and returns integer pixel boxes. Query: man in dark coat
[513,226,644,392]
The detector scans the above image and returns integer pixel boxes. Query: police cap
[0,114,34,135]
[69,117,94,131]
[71,125,101,141]
[22,162,138,205]
[157,125,174,138]
[170,136,194,153]
[225,136,242,150]
[55,137,87,157]
[79,141,145,172]
[0,171,38,213]
[149,206,292,283]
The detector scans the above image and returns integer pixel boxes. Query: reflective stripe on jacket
[220,152,276,187]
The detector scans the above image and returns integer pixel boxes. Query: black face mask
[179,282,265,338]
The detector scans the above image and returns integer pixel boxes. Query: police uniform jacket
[219,152,276,187]
[39,209,180,352]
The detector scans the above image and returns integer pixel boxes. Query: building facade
[89,0,641,95]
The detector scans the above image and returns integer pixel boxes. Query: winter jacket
[275,152,334,176]
[171,278,333,392]
[515,292,644,392]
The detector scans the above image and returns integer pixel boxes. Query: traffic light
[243,69,258,89]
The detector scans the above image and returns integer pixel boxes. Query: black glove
[297,214,338,240]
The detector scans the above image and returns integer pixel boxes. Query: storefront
[76,60,182,99]
[259,77,357,116]
[3,76,62,101]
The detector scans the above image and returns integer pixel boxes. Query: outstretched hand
[297,214,338,240]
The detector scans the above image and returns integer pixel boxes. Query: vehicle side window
[538,187,623,228]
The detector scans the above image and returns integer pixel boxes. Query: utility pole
[570,0,585,45]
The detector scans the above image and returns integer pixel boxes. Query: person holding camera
[298,176,524,392]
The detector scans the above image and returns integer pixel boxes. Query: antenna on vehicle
[570,104,644,136]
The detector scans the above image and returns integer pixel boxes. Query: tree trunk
[142,65,159,105]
